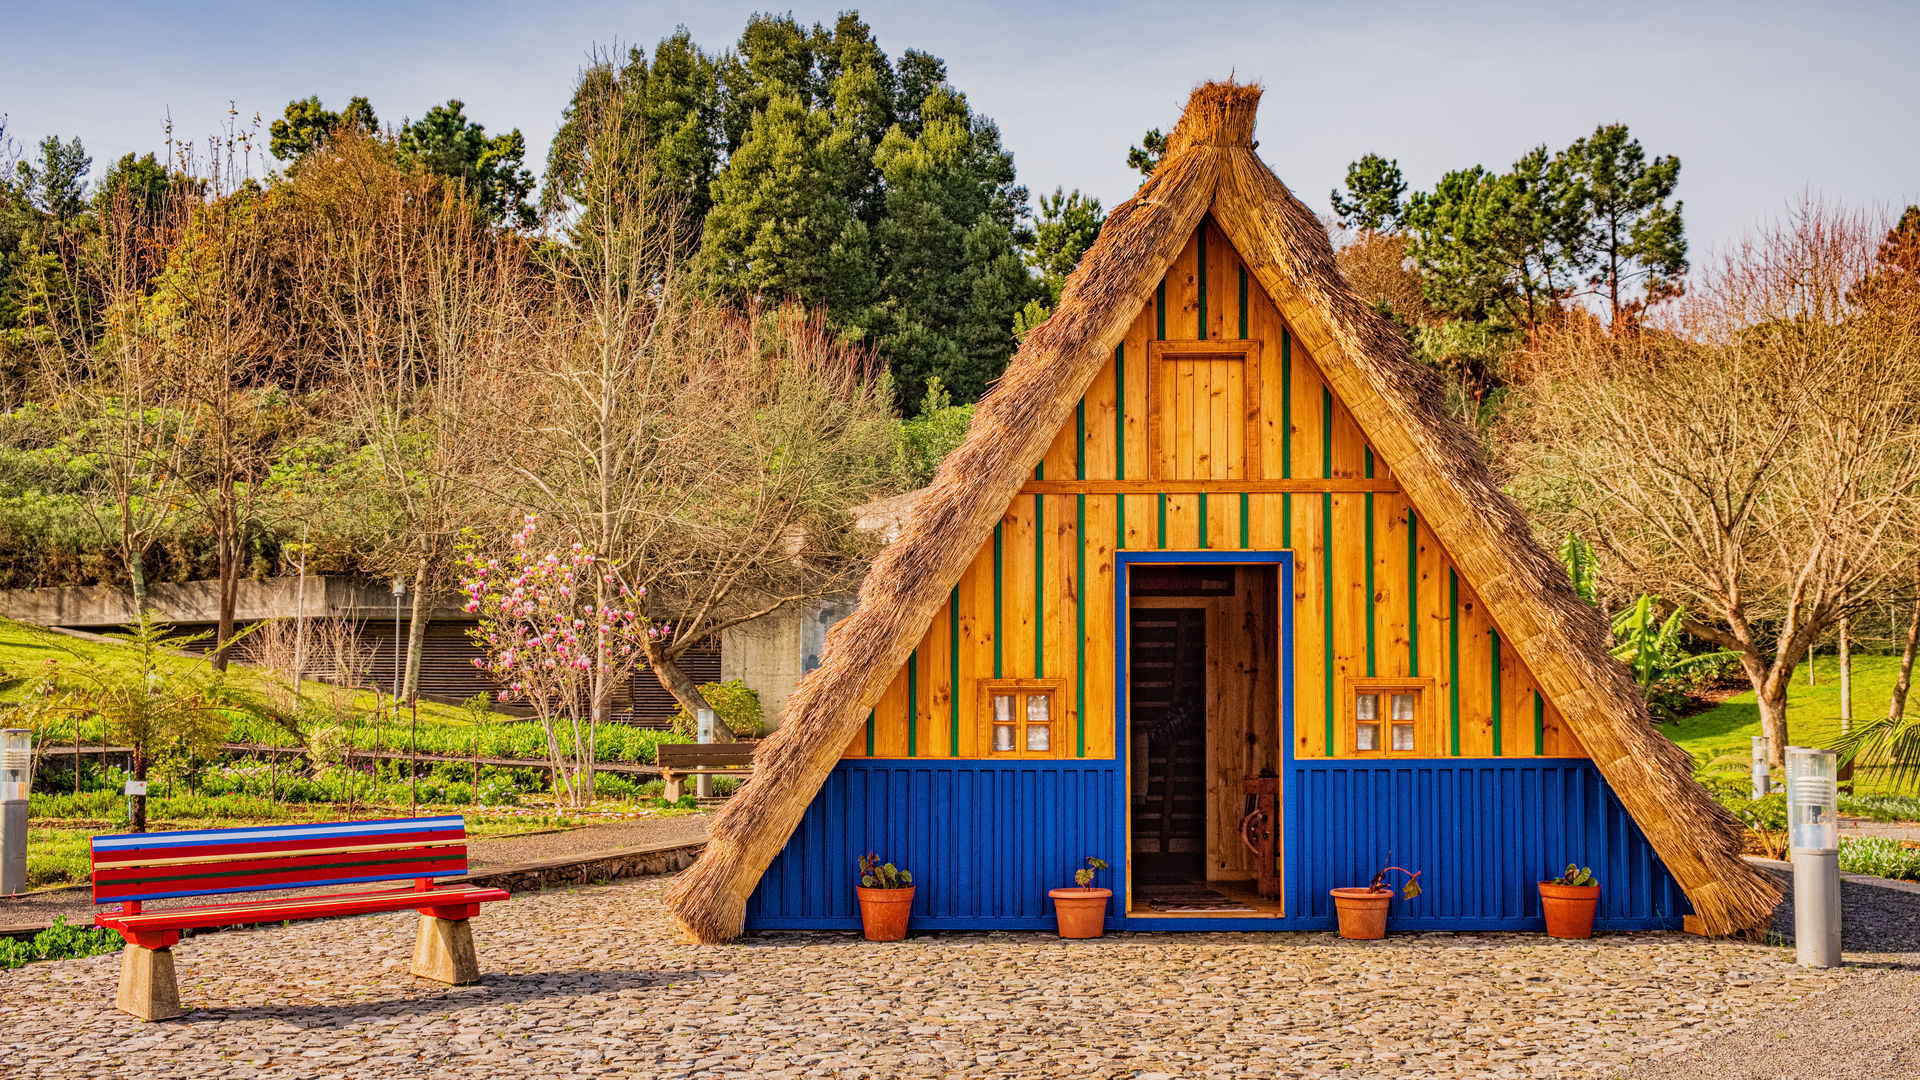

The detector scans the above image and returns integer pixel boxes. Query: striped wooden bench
[91,815,508,1021]
[657,741,760,802]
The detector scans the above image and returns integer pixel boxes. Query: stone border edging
[1742,854,1920,896]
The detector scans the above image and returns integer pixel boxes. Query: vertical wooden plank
[1206,483,1232,552]
[1041,405,1077,480]
[1210,358,1231,480]
[1005,502,1036,680]
[948,587,962,758]
[1086,353,1117,482]
[1377,494,1410,680]
[1178,358,1199,480]
[1046,495,1069,720]
[959,545,987,758]
[1248,493,1283,549]
[1293,493,1327,758]
[1125,303,1152,482]
[1085,493,1116,759]
[1167,493,1200,549]
[1331,493,1367,756]
[874,662,910,758]
[1456,575,1493,757]
[1295,347,1326,480]
[1072,494,1085,757]
[1329,398,1367,480]
[928,603,952,758]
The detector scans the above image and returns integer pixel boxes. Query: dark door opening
[1128,606,1207,885]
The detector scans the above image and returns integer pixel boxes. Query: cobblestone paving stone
[0,874,1860,1079]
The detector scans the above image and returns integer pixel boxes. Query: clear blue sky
[5,0,1916,259]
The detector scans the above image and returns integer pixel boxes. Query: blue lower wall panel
[746,760,1120,932]
[745,758,1689,933]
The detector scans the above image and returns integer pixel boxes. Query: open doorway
[1126,562,1283,917]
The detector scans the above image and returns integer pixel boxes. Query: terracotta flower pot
[1539,882,1600,939]
[1329,887,1394,939]
[1048,887,1112,939]
[856,885,916,941]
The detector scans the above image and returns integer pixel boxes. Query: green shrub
[1838,837,1920,881]
[0,917,124,969]
[670,680,764,739]
[1839,794,1920,823]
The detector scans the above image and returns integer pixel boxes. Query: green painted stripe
[907,650,919,757]
[1239,492,1249,549]
[1197,223,1208,339]
[1156,280,1166,339]
[1115,345,1126,481]
[1321,387,1333,478]
[1365,492,1376,678]
[993,525,1004,679]
[1034,494,1045,678]
[1198,492,1209,548]
[1076,399,1086,480]
[1365,446,1374,479]
[1283,493,1291,548]
[1281,329,1292,478]
[950,588,960,757]
[1036,459,1044,481]
[1157,494,1167,549]
[1116,493,1126,549]
[1449,569,1460,756]
[1407,510,1420,676]
[1534,691,1545,756]
[1490,630,1503,757]
[1076,493,1087,758]
[866,709,875,757]
[1323,490,1334,756]
[1238,266,1248,339]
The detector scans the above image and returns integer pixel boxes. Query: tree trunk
[131,744,148,833]
[404,567,431,703]
[1890,584,1920,725]
[127,550,148,614]
[1839,615,1853,784]
[640,635,732,742]
[211,522,239,672]
[1757,669,1792,773]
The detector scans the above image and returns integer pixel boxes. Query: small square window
[1346,682,1429,757]
[981,681,1064,757]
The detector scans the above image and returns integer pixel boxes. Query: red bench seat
[91,815,508,1020]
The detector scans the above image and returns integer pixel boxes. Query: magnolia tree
[460,515,664,807]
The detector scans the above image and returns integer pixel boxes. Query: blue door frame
[1112,549,1297,931]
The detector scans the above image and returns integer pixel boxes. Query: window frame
[1338,676,1436,759]
[977,678,1069,758]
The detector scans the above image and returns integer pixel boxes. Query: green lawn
[1664,651,1912,791]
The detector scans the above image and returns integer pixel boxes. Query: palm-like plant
[1609,595,1737,719]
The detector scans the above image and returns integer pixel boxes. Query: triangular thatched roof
[668,81,1779,942]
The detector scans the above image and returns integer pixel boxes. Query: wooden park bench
[657,740,760,802]
[91,815,508,1021]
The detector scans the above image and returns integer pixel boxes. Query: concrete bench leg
[116,945,184,1021]
[410,915,480,985]
[662,773,684,803]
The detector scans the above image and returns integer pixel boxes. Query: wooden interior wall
[846,216,1584,762]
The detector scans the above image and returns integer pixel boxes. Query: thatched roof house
[667,81,1778,942]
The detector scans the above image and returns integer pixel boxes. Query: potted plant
[1539,864,1600,939]
[1047,857,1112,939]
[1329,859,1422,940]
[855,852,915,941]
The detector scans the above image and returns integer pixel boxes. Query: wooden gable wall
[844,218,1584,762]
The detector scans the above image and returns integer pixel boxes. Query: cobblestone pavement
[0,874,1868,1080]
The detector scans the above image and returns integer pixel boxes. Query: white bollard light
[1786,746,1841,968]
[695,708,717,799]
[1751,735,1770,799]
[0,729,30,896]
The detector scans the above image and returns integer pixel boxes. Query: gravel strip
[0,813,712,931]
[0,872,1861,1079]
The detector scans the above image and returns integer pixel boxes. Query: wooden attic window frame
[978,678,1069,758]
[1338,676,1437,759]
[1145,338,1263,481]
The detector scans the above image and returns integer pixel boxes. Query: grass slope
[1665,652,1912,791]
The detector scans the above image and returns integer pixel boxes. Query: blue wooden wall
[744,758,1689,932]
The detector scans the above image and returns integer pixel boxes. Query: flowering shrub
[459,515,658,807]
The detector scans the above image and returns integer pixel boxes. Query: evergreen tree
[400,101,536,228]
[1127,128,1167,179]
[1330,154,1407,232]
[1558,123,1686,329]
[542,32,722,225]
[1013,187,1104,339]
[17,136,91,224]
[1404,148,1583,331]
[269,96,377,161]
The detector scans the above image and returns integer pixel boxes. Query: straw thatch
[667,80,1779,943]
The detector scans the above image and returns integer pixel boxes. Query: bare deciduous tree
[1512,200,1920,770]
